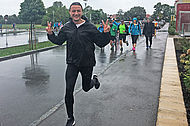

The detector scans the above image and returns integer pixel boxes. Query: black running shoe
[66,117,75,126]
[93,74,100,89]
[110,46,114,50]
[126,42,129,46]
[120,47,123,52]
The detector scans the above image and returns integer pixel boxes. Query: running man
[46,2,110,126]
[143,18,155,49]
[129,17,142,51]
[118,20,129,51]
[109,20,118,50]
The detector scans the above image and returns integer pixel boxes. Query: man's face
[69,5,83,22]
[133,20,137,23]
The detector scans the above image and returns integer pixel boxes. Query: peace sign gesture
[46,21,53,34]
[102,19,110,33]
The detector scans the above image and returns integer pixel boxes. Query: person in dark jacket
[143,18,155,49]
[46,2,110,126]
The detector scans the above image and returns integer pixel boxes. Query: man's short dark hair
[69,2,83,11]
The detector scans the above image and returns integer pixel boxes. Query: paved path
[0,24,169,126]
[0,34,130,126]
[39,29,168,126]
[156,38,188,126]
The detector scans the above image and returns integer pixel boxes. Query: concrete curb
[0,45,62,62]
[156,38,188,126]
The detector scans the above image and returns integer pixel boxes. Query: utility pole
[83,0,88,8]
[4,15,8,47]
[83,0,88,16]
[53,10,55,25]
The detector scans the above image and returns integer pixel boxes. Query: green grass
[0,41,57,57]
[2,24,99,30]
[2,24,46,29]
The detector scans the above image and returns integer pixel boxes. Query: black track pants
[65,64,95,118]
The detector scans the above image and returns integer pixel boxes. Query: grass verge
[0,41,57,57]
[2,24,46,29]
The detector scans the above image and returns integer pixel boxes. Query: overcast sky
[0,0,174,16]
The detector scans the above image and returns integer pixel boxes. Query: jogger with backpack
[129,18,141,51]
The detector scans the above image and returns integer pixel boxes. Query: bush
[179,39,190,92]
[168,26,178,35]
[168,21,178,35]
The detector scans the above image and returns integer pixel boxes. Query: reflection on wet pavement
[0,30,48,48]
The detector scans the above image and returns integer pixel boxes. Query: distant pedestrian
[13,23,16,30]
[153,19,158,37]
[109,20,118,50]
[46,2,110,126]
[0,23,2,33]
[129,17,142,51]
[112,19,120,46]
[98,23,105,50]
[143,18,155,49]
[97,23,104,33]
[118,20,129,51]
[54,22,59,32]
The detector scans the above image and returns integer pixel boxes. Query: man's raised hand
[46,21,53,34]
[102,19,110,33]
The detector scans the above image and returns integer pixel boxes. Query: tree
[19,0,46,24]
[162,4,172,21]
[124,6,146,21]
[53,1,63,8]
[117,9,124,20]
[7,14,22,24]
[152,2,172,22]
[41,1,70,26]
[0,15,3,23]
[84,6,107,24]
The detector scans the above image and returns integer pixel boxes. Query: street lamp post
[83,0,88,16]
[4,15,8,47]
[53,10,55,25]
[83,0,88,8]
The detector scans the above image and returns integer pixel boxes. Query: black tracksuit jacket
[48,17,110,67]
[143,22,155,37]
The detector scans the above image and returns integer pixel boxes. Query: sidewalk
[37,31,168,126]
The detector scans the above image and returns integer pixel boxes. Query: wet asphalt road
[38,27,169,126]
[0,35,135,126]
[0,30,48,48]
[0,24,169,126]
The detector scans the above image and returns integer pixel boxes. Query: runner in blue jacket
[129,17,142,51]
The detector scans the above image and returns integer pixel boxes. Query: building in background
[175,0,190,36]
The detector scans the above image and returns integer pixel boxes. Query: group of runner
[98,17,156,51]
[46,2,157,126]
